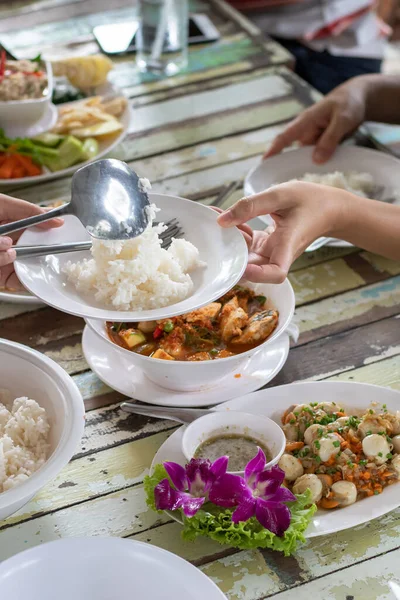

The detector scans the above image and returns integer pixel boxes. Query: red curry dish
[106,285,279,361]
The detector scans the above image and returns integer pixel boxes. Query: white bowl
[0,537,227,600]
[15,193,248,323]
[0,60,54,137]
[182,411,285,474]
[0,339,85,521]
[86,278,295,392]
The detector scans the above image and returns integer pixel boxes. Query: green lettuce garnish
[144,464,316,556]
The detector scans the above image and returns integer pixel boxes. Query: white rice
[64,204,204,311]
[293,171,376,197]
[0,390,49,494]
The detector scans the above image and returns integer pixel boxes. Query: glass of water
[136,0,189,76]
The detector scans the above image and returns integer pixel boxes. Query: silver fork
[14,218,184,259]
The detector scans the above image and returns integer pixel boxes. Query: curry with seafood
[106,285,279,361]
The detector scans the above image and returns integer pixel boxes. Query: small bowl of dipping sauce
[181,411,286,474]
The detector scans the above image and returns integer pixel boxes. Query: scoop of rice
[64,204,204,311]
[0,396,49,493]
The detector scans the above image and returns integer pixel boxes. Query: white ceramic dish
[6,101,58,139]
[85,278,295,391]
[82,325,293,407]
[244,146,400,248]
[0,537,227,600]
[151,381,400,537]
[0,60,54,137]
[0,95,131,187]
[182,411,285,473]
[15,194,248,323]
[0,338,85,521]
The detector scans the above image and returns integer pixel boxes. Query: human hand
[217,182,351,283]
[0,194,63,291]
[265,77,368,164]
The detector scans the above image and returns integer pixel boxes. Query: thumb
[217,189,285,227]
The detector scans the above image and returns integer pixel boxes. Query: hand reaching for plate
[217,181,400,283]
[0,194,63,291]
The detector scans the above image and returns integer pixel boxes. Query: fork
[14,218,184,259]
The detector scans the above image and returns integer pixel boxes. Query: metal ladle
[0,159,151,240]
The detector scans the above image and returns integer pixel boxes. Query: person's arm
[266,74,400,164]
[217,182,400,283]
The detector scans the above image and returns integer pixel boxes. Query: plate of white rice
[244,146,400,248]
[14,193,248,321]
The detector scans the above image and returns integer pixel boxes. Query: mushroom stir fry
[278,402,400,509]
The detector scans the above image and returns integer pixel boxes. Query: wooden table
[0,2,400,598]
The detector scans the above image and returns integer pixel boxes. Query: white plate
[82,325,290,407]
[15,194,248,322]
[0,288,42,305]
[244,146,400,248]
[4,102,58,139]
[152,381,400,537]
[0,537,227,600]
[0,98,131,187]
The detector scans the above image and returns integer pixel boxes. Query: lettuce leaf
[144,464,316,556]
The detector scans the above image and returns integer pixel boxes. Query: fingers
[313,113,349,163]
[244,263,287,284]
[218,189,285,227]
[0,247,16,268]
[264,114,314,159]
[0,236,12,250]
[0,194,64,228]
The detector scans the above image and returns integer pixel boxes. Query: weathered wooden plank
[361,251,400,277]
[0,299,42,321]
[270,315,400,387]
[0,430,171,529]
[289,259,366,305]
[325,354,400,390]
[295,275,400,344]
[269,550,398,600]
[0,307,82,346]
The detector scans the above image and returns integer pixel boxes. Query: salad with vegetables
[145,448,316,556]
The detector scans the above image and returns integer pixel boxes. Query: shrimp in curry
[107,285,279,361]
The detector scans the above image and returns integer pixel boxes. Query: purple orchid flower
[154,456,228,517]
[209,448,296,536]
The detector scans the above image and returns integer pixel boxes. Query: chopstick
[211,180,241,207]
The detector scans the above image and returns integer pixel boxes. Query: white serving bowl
[0,339,85,521]
[0,60,54,137]
[181,410,286,474]
[0,537,227,600]
[85,278,295,392]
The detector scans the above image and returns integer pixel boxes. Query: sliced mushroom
[304,424,326,446]
[278,454,304,482]
[282,423,299,442]
[292,474,323,504]
[331,481,357,507]
[314,433,341,463]
[362,434,391,465]
[391,454,400,476]
[327,417,350,432]
[392,435,400,454]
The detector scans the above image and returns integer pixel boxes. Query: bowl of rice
[0,339,84,521]
[14,193,248,322]
[244,145,400,248]
[85,278,295,392]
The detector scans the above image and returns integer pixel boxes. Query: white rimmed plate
[151,381,400,537]
[15,193,248,322]
[0,537,227,600]
[0,97,131,187]
[244,146,400,248]
[82,326,291,407]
